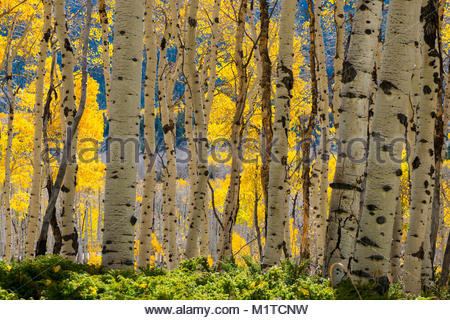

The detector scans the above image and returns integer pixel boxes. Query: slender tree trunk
[300,0,319,261]
[184,0,209,260]
[262,0,296,268]
[439,231,450,286]
[216,0,248,262]
[259,0,273,237]
[428,11,445,281]
[313,0,330,271]
[102,0,144,269]
[138,0,157,268]
[55,0,79,261]
[160,76,178,270]
[98,0,111,119]
[332,0,345,130]
[3,53,15,261]
[403,0,440,295]
[324,0,383,279]
[352,0,420,291]
[390,190,403,283]
[25,0,52,259]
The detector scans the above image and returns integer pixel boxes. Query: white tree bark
[55,0,79,261]
[389,189,403,283]
[313,0,330,270]
[102,0,145,269]
[138,0,157,268]
[352,0,421,289]
[332,0,345,129]
[184,0,209,260]
[25,0,52,258]
[216,0,248,262]
[262,0,296,268]
[404,0,440,295]
[3,47,15,261]
[324,0,383,279]
[98,0,111,119]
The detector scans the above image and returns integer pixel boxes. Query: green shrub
[0,256,444,300]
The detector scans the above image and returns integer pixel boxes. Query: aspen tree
[259,0,273,233]
[98,0,111,118]
[352,0,421,290]
[55,0,79,261]
[183,0,207,259]
[300,0,319,261]
[332,0,345,129]
[25,0,52,258]
[390,190,403,283]
[313,0,330,270]
[138,0,157,268]
[324,0,383,278]
[102,0,145,269]
[262,0,296,268]
[216,0,248,261]
[3,36,15,261]
[404,0,440,295]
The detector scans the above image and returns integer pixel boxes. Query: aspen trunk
[198,2,220,258]
[259,0,273,236]
[184,0,209,259]
[102,0,145,269]
[324,0,384,279]
[262,0,296,268]
[403,0,440,295]
[390,190,403,283]
[25,0,52,259]
[216,0,248,262]
[332,0,345,129]
[300,0,319,261]
[138,0,157,268]
[98,0,111,119]
[160,78,178,269]
[439,231,450,286]
[352,0,420,290]
[313,0,330,270]
[3,54,15,261]
[55,0,79,261]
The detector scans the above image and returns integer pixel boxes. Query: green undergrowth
[0,256,447,300]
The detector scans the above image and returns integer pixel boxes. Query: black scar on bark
[188,17,197,28]
[351,269,370,278]
[359,236,380,247]
[342,61,357,83]
[397,113,408,128]
[359,4,369,11]
[411,243,425,260]
[64,38,73,53]
[330,182,363,192]
[44,29,51,42]
[395,169,403,176]
[376,216,386,224]
[423,85,432,94]
[412,157,421,169]
[280,65,294,90]
[368,254,384,261]
[367,204,378,211]
[130,216,137,226]
[379,80,398,95]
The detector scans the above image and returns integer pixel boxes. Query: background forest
[0,0,449,299]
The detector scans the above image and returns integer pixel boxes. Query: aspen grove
[1,0,450,298]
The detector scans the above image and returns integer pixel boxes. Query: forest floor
[0,256,448,300]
